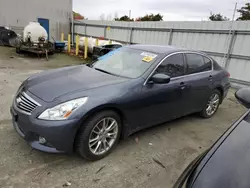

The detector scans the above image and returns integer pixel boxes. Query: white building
[0,0,72,40]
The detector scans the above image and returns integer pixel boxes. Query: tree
[114,12,119,21]
[209,13,229,21]
[237,3,250,20]
[106,13,113,21]
[136,13,163,21]
[115,15,133,21]
[100,13,105,21]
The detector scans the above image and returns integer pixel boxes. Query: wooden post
[68,34,71,53]
[84,37,88,59]
[95,38,99,46]
[75,35,79,56]
[61,33,64,42]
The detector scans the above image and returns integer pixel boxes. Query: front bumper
[10,104,80,153]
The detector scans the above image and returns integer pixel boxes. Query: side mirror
[150,73,170,84]
[235,88,250,109]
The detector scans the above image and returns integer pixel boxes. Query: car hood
[25,65,128,102]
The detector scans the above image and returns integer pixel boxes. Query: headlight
[16,81,25,94]
[38,97,88,120]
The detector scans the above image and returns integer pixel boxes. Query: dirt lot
[0,46,246,188]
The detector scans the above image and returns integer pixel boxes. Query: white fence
[73,20,250,86]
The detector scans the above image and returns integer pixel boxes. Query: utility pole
[232,2,237,21]
[128,10,132,44]
[223,2,237,69]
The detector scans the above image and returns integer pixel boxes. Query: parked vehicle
[173,87,250,188]
[15,22,54,60]
[92,43,123,59]
[10,45,230,160]
[0,27,17,46]
[79,36,122,54]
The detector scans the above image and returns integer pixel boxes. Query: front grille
[15,92,40,114]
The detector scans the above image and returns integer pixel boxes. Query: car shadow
[126,113,200,139]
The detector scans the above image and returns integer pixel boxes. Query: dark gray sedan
[10,45,230,160]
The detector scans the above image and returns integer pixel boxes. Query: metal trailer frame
[16,40,54,61]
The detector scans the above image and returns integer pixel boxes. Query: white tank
[23,22,48,43]
[79,37,122,53]
[79,37,97,53]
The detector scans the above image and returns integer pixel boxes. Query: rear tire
[75,110,121,161]
[200,89,221,118]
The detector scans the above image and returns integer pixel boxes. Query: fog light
[39,136,47,144]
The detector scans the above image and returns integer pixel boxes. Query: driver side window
[155,53,185,78]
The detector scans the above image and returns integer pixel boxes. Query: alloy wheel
[89,117,118,155]
[206,93,220,116]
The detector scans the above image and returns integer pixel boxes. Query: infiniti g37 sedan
[10,45,230,160]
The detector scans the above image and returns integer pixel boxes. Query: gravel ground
[0,46,246,188]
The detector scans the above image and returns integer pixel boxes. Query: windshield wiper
[94,68,131,79]
[94,68,115,76]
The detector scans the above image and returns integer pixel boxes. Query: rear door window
[185,53,211,74]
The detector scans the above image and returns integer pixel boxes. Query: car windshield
[92,47,159,78]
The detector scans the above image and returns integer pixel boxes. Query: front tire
[200,89,221,118]
[75,110,121,161]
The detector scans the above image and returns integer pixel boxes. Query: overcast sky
[73,0,246,21]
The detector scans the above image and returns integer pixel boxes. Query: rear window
[203,57,212,71]
[186,53,212,74]
[211,58,222,70]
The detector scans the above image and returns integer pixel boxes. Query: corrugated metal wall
[74,20,250,86]
[0,0,72,40]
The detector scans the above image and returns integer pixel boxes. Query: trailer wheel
[16,47,21,54]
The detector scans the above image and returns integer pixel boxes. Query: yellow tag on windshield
[142,56,153,62]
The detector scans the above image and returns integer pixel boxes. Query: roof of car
[127,44,187,54]
[126,44,211,58]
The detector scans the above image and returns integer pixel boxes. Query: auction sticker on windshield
[141,52,157,62]
[142,56,153,62]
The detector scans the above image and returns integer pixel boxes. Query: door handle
[179,82,187,90]
[208,75,213,81]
